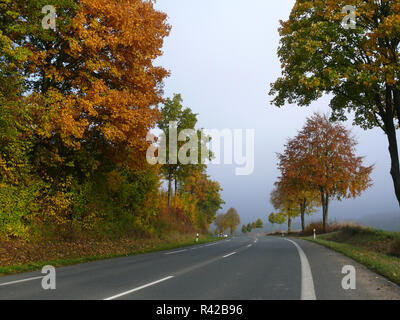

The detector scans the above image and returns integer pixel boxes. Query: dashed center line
[0,276,44,287]
[223,252,237,258]
[104,276,174,300]
[204,242,218,247]
[164,249,187,255]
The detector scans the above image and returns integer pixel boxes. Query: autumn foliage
[270,0,400,212]
[0,1,223,241]
[271,113,373,232]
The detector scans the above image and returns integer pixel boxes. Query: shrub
[389,241,400,258]
[301,221,363,236]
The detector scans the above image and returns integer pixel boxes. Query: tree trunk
[167,176,172,207]
[174,178,178,197]
[287,215,292,233]
[383,111,400,208]
[300,199,306,232]
[320,191,329,233]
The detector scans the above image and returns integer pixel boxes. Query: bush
[389,241,400,258]
[301,221,362,236]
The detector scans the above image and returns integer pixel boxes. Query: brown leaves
[26,0,170,166]
[279,113,373,200]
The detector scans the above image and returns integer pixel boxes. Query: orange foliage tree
[26,0,170,158]
[0,0,171,232]
[270,179,300,233]
[280,113,373,232]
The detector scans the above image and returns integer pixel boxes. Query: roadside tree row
[270,113,373,232]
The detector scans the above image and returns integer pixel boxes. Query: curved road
[1,236,400,300]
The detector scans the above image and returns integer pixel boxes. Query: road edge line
[285,238,317,300]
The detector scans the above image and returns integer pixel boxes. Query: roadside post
[313,229,316,240]
[196,233,199,243]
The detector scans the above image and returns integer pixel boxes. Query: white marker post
[196,233,199,243]
[313,229,316,240]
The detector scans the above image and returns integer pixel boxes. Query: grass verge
[301,228,400,286]
[0,235,220,276]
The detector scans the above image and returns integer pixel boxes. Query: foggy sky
[155,0,400,226]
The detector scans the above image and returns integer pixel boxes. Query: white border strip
[104,276,174,300]
[285,239,317,300]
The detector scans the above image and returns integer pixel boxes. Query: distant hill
[356,213,400,232]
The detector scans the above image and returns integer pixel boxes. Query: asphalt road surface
[1,236,400,300]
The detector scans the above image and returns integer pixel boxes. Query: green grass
[301,227,400,286]
[0,235,220,276]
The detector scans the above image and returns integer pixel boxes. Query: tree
[224,207,241,236]
[270,0,400,210]
[278,143,321,232]
[246,223,252,233]
[183,170,224,231]
[268,212,286,230]
[270,180,300,233]
[18,0,170,157]
[255,218,263,229]
[0,0,173,235]
[158,94,198,206]
[215,213,228,235]
[241,225,248,234]
[280,114,373,231]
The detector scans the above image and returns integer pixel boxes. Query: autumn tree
[215,213,228,235]
[278,143,320,232]
[282,114,373,231]
[270,0,400,210]
[241,225,248,234]
[270,180,300,233]
[0,0,171,233]
[11,0,170,160]
[224,208,241,236]
[183,170,224,231]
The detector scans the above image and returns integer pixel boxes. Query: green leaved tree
[270,0,400,211]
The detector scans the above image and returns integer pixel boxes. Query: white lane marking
[284,239,317,300]
[104,276,174,300]
[164,249,187,255]
[0,276,44,287]
[223,252,237,258]
[205,242,218,247]
[247,244,252,248]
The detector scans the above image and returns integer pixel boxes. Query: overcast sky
[154,0,400,225]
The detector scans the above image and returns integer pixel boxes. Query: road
[1,236,400,300]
